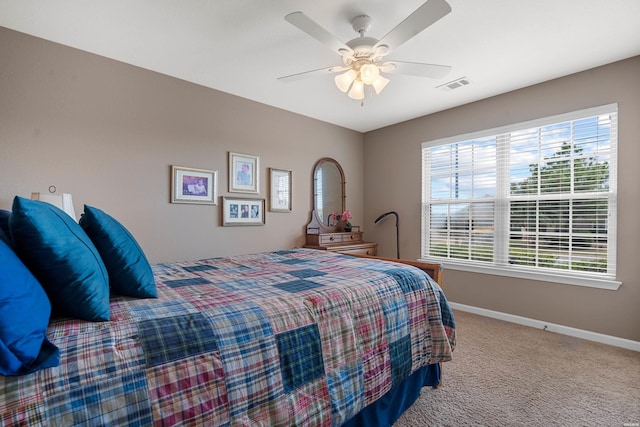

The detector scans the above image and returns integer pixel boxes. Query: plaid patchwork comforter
[0,249,456,426]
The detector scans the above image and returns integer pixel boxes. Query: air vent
[437,77,470,90]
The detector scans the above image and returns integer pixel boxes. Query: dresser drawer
[325,242,377,256]
[342,232,363,243]
[337,245,377,256]
[319,234,343,245]
[307,231,364,247]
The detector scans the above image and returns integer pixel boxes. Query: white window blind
[421,105,618,288]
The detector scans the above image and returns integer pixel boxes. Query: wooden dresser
[304,229,378,256]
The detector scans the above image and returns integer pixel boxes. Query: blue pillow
[0,209,10,236]
[0,239,60,376]
[9,196,110,322]
[0,227,11,247]
[0,210,11,247]
[79,205,156,298]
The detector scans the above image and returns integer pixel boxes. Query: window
[421,104,619,289]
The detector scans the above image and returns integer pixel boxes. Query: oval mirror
[311,158,345,230]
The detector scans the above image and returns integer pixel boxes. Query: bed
[0,199,456,426]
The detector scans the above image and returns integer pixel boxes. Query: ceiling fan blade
[374,0,451,52]
[285,12,354,56]
[277,65,348,83]
[384,61,451,79]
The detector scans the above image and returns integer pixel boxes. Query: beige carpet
[395,310,640,426]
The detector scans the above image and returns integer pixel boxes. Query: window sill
[418,258,621,290]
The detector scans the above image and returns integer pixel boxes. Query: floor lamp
[374,211,399,259]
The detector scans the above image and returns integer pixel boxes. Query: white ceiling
[1,0,639,132]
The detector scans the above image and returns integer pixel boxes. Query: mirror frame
[306,157,346,234]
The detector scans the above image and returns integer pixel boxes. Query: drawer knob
[329,237,335,241]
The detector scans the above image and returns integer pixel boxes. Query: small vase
[344,222,352,232]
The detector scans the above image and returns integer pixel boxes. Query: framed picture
[222,197,265,226]
[269,168,292,212]
[229,152,259,194]
[171,166,218,204]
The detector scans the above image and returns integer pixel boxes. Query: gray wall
[0,27,364,263]
[364,56,640,341]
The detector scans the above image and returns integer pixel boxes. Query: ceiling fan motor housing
[343,37,386,69]
[346,36,378,53]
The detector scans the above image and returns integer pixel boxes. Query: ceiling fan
[279,0,453,102]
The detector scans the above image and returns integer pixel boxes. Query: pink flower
[329,210,352,222]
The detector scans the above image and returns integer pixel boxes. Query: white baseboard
[449,302,640,352]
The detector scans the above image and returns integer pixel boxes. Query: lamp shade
[31,192,76,221]
[348,79,365,100]
[335,69,357,93]
[360,63,380,85]
[372,75,390,94]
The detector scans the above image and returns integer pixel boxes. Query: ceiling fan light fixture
[372,75,390,94]
[360,63,380,85]
[348,79,365,100]
[335,69,357,92]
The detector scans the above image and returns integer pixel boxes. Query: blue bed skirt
[343,363,441,426]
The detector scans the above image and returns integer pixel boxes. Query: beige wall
[0,27,364,263]
[364,56,640,341]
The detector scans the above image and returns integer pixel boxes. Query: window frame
[420,104,620,290]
